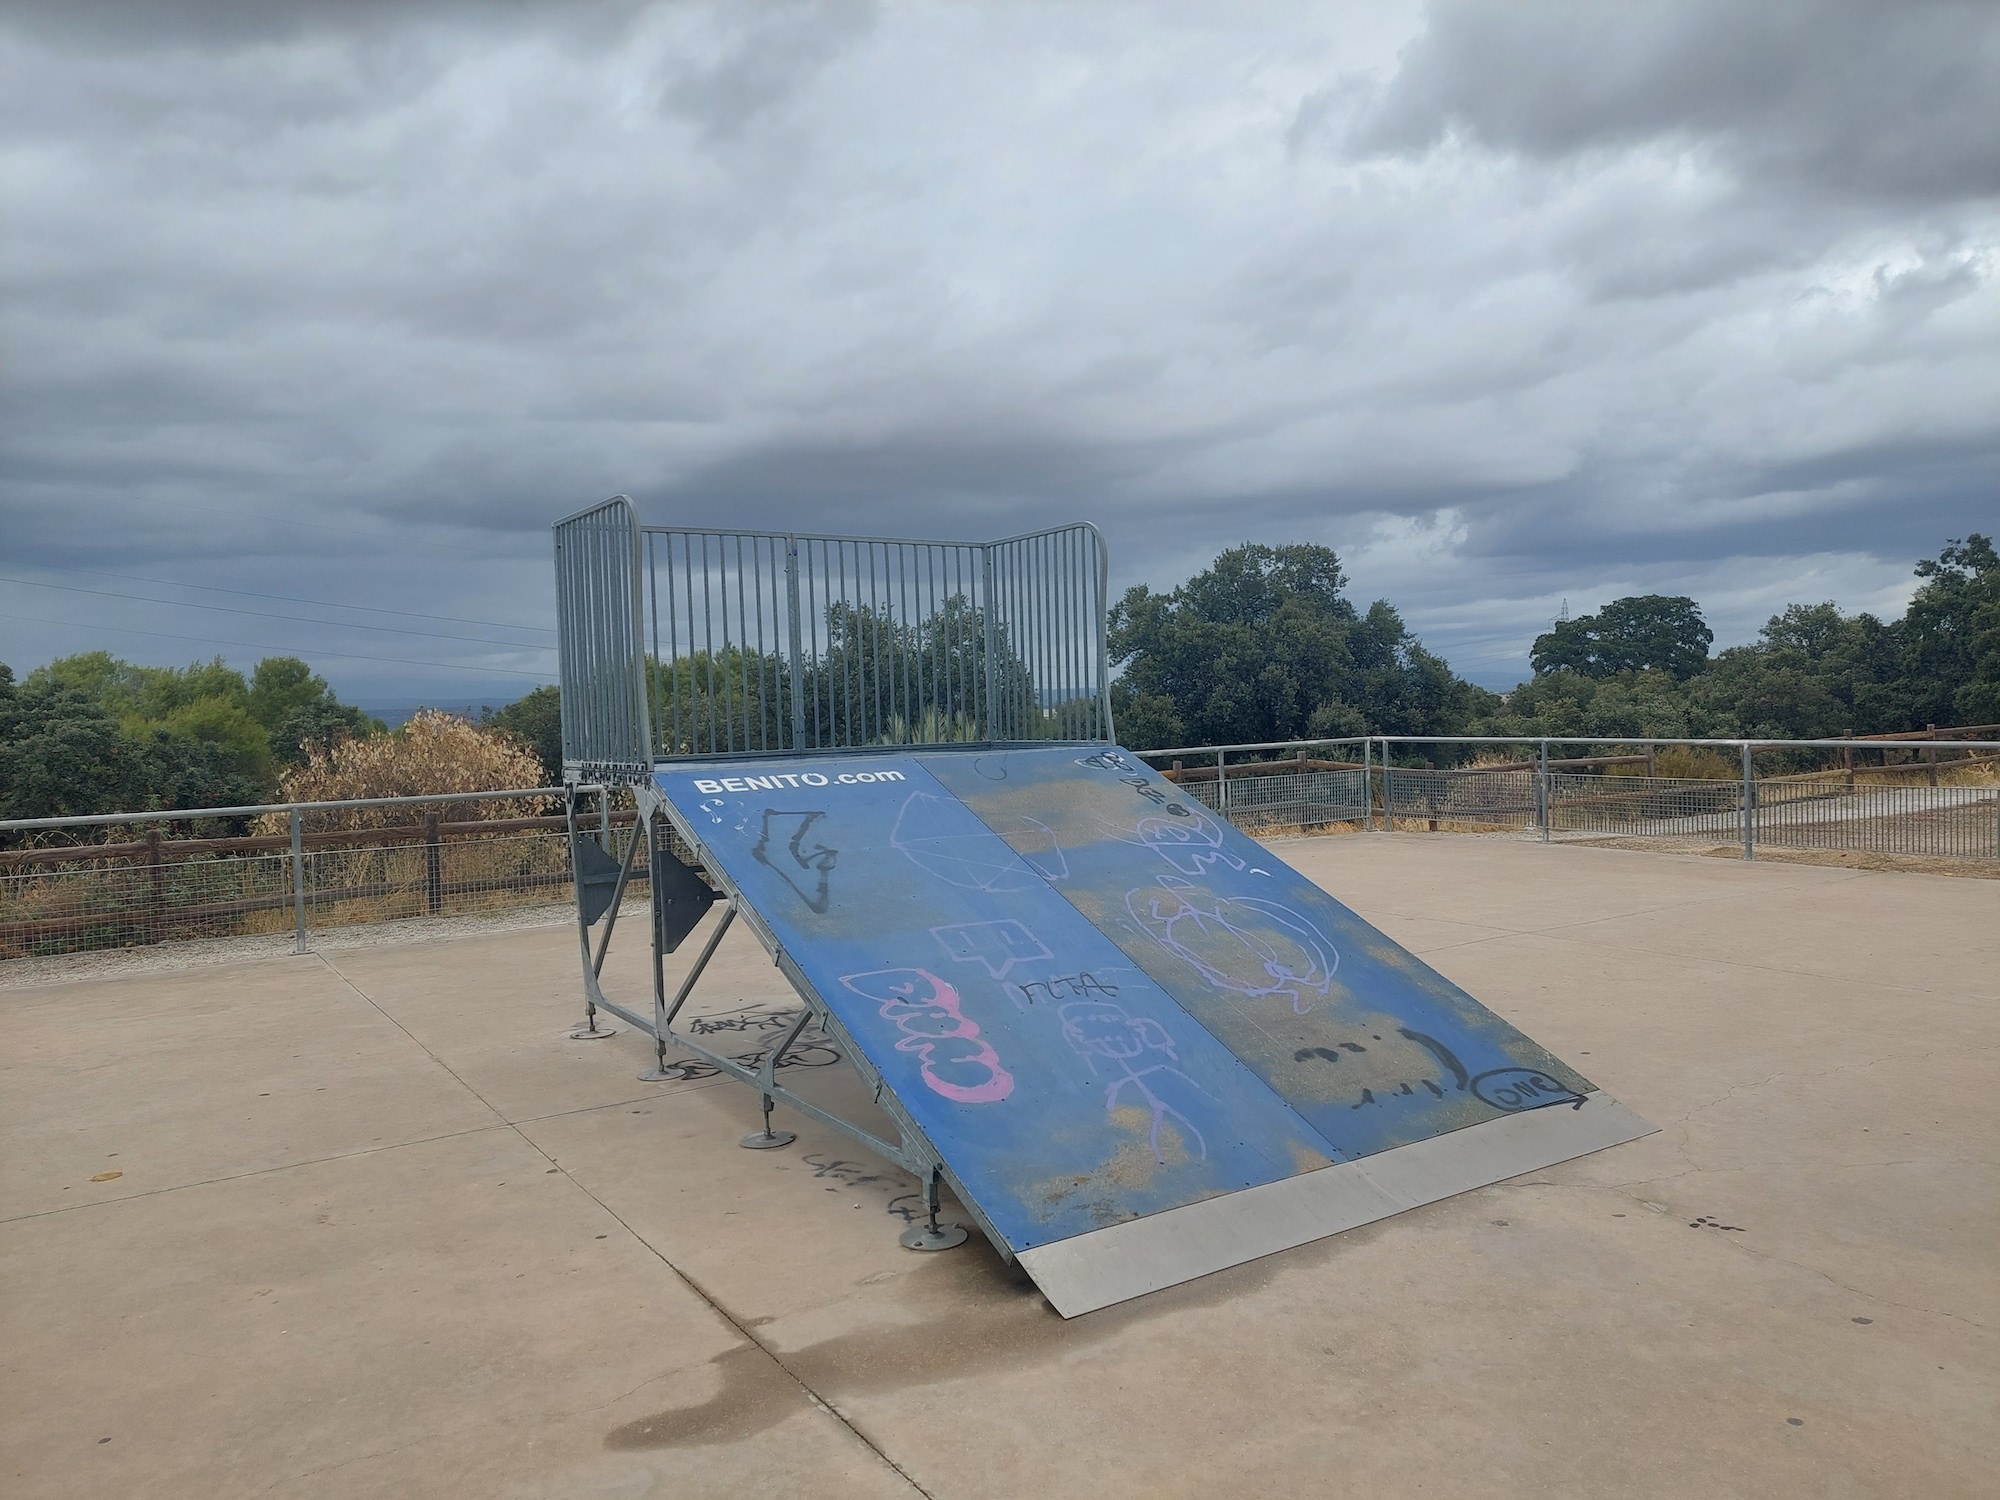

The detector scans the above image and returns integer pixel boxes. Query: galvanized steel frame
[563,779,1007,1259]
[553,496,1115,781]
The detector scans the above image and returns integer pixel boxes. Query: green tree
[248,657,382,764]
[1108,543,1492,749]
[1905,534,2000,725]
[1530,595,1713,680]
[0,667,144,830]
[485,685,563,783]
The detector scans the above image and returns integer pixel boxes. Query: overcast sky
[3,0,1996,705]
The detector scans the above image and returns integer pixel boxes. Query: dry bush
[259,710,554,831]
[1609,746,1738,780]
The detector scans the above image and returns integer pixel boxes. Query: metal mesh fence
[1182,770,1369,832]
[1,848,299,956]
[0,817,653,961]
[1381,767,1537,832]
[1546,773,1746,840]
[1183,762,1999,861]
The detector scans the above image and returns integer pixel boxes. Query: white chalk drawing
[1125,875,1337,1013]
[996,814,1068,882]
[930,918,1053,980]
[1129,806,1244,876]
[891,791,1043,893]
[1058,999,1210,1164]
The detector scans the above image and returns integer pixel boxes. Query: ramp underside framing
[573,744,1654,1315]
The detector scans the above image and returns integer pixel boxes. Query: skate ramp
[653,746,1653,1315]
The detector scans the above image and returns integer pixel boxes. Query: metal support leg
[740,1093,797,1150]
[900,1167,967,1251]
[640,902,738,1081]
[566,789,616,1040]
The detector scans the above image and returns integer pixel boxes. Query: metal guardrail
[552,497,1115,779]
[1139,735,2000,862]
[0,787,619,961]
[7,731,1995,965]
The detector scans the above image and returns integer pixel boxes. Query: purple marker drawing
[1126,875,1337,1014]
[1058,999,1209,1165]
[930,919,1052,980]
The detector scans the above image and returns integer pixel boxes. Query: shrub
[263,710,552,831]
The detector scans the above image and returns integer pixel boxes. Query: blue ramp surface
[656,755,1338,1252]
[920,747,1592,1158]
[655,747,1653,1310]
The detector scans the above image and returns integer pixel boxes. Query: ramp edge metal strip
[1016,1092,1657,1318]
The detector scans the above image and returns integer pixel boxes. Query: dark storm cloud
[1,1,1995,699]
[1358,0,2000,203]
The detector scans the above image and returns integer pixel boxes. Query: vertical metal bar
[647,532,663,760]
[739,536,756,750]
[897,543,914,741]
[1539,738,1550,843]
[289,807,307,954]
[1742,741,1755,861]
[981,543,998,741]
[1217,748,1230,824]
[785,537,806,750]
[1363,737,1373,830]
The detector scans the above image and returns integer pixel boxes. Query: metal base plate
[568,1023,617,1040]
[900,1222,969,1251]
[1017,1092,1656,1317]
[638,1065,689,1082]
[739,1129,797,1150]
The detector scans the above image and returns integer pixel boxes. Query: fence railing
[552,502,1112,780]
[7,732,1997,964]
[553,497,1115,779]
[1142,734,2000,862]
[0,788,637,961]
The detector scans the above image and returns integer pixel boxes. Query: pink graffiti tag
[837,968,1015,1105]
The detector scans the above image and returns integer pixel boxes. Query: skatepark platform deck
[4,836,1996,1498]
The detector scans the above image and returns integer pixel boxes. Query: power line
[0,610,552,680]
[0,576,555,652]
[70,567,554,634]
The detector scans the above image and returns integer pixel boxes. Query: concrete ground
[2,836,1994,1499]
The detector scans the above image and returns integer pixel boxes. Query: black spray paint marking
[1398,1027,1470,1091]
[751,809,838,914]
[799,1155,925,1223]
[1470,1066,1585,1112]
[1012,972,1120,1006]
